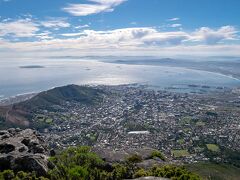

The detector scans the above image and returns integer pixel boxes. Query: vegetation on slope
[185,162,240,180]
[0,146,200,180]
[0,85,105,129]
[48,146,200,180]
[15,85,105,111]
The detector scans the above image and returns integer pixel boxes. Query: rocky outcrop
[93,147,166,169]
[93,147,156,163]
[0,128,50,176]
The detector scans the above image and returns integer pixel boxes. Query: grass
[36,115,53,124]
[206,144,220,152]
[196,121,205,126]
[171,149,190,157]
[185,162,240,180]
[45,118,53,124]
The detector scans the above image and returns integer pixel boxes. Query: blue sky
[0,0,240,58]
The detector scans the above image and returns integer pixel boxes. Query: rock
[0,130,8,136]
[0,128,50,176]
[93,147,160,163]
[0,143,15,153]
[50,149,56,157]
[136,159,165,170]
[8,128,17,135]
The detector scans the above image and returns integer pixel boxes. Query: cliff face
[0,128,50,176]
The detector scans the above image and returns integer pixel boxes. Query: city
[32,85,240,164]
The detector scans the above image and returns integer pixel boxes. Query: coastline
[107,60,240,81]
[0,92,36,106]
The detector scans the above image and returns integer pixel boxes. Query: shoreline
[1,83,239,106]
[107,60,240,81]
[0,92,37,106]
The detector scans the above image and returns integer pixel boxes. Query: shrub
[2,170,14,180]
[150,165,200,180]
[112,164,129,179]
[48,146,105,180]
[134,168,149,178]
[127,154,143,164]
[68,166,88,179]
[0,170,49,180]
[150,150,166,161]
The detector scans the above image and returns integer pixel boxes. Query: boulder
[93,147,163,163]
[136,159,166,170]
[0,128,50,176]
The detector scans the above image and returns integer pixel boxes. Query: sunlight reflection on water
[0,58,239,97]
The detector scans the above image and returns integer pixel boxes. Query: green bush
[2,170,14,180]
[126,154,143,164]
[111,164,129,179]
[0,170,49,180]
[0,146,200,180]
[134,168,149,178]
[48,146,107,180]
[68,166,88,179]
[150,165,200,180]
[150,150,166,161]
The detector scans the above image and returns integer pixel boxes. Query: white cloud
[35,31,53,40]
[193,26,238,44]
[75,24,90,29]
[61,32,86,37]
[168,17,180,21]
[0,18,72,38]
[0,19,39,37]
[143,31,189,45]
[40,19,70,28]
[0,26,239,58]
[63,0,126,16]
[130,22,137,25]
[170,24,182,28]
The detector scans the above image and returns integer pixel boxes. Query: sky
[0,0,240,58]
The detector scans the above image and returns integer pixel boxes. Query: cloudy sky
[0,0,240,58]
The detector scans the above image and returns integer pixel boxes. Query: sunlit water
[0,58,240,99]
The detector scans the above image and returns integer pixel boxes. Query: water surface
[0,58,239,99]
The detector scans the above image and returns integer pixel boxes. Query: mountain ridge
[0,85,105,129]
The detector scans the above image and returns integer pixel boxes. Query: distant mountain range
[109,58,240,80]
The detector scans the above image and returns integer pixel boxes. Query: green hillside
[14,85,105,111]
[185,162,240,180]
[0,85,106,129]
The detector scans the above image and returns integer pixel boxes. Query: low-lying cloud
[0,25,239,57]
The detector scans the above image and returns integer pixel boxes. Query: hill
[15,84,105,111]
[185,162,240,180]
[0,85,105,129]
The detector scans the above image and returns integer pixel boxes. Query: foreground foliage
[0,146,200,180]
[48,146,200,180]
[0,170,48,180]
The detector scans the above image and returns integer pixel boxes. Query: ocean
[0,58,240,99]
